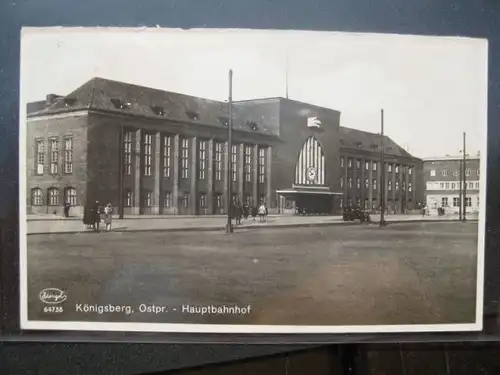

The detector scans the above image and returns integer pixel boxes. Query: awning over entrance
[276,186,343,196]
[276,186,343,215]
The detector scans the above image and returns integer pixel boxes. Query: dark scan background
[1,0,500,374]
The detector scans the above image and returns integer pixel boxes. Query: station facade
[26,77,423,216]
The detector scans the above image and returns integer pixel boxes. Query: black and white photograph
[19,27,487,334]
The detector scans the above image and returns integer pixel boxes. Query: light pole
[225,70,234,234]
[379,109,387,227]
[462,132,467,222]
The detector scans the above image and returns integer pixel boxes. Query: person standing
[63,202,70,218]
[258,203,266,223]
[104,203,113,232]
[93,200,101,232]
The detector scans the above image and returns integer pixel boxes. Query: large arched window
[294,136,325,185]
[47,187,60,206]
[64,187,77,206]
[31,188,43,206]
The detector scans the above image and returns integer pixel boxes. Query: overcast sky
[21,28,488,159]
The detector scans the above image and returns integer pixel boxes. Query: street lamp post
[225,70,234,234]
[462,132,467,222]
[379,109,387,227]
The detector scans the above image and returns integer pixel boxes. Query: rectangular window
[475,182,479,189]
[182,193,189,208]
[453,171,459,177]
[356,177,360,189]
[365,161,370,171]
[388,164,392,173]
[144,191,152,207]
[372,179,377,190]
[215,194,223,208]
[199,193,207,208]
[402,181,406,191]
[164,192,172,208]
[48,189,59,206]
[181,138,189,179]
[451,183,456,190]
[259,147,266,184]
[65,188,77,205]
[49,138,59,174]
[477,169,480,176]
[35,139,44,174]
[144,133,152,176]
[365,178,369,189]
[340,177,344,188]
[466,168,471,176]
[441,197,448,207]
[388,180,392,191]
[340,157,344,168]
[125,191,132,207]
[231,145,237,182]
[445,182,450,189]
[198,139,207,180]
[348,158,352,168]
[440,183,445,189]
[356,159,361,169]
[466,197,472,207]
[124,132,132,175]
[215,142,223,181]
[395,181,399,191]
[244,145,252,182]
[373,162,377,172]
[32,189,43,205]
[441,169,448,176]
[408,182,412,192]
[408,167,412,175]
[163,135,172,177]
[64,137,73,174]
[395,165,399,174]
[348,177,352,188]
[468,182,474,189]
[430,170,436,177]
[453,197,460,207]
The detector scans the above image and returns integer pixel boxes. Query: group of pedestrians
[83,200,114,232]
[231,201,269,224]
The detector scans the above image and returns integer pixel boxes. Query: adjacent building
[423,155,481,214]
[26,77,423,216]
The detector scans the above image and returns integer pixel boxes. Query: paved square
[26,221,479,326]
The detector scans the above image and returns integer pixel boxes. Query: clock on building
[306,166,318,182]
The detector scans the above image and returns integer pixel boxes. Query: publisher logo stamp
[39,288,67,305]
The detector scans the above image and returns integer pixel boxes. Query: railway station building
[26,77,423,216]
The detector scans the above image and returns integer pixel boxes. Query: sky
[20,27,488,159]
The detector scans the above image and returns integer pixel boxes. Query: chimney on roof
[46,94,61,106]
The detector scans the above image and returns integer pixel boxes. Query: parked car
[342,207,371,222]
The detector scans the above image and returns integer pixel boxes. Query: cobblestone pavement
[26,221,479,327]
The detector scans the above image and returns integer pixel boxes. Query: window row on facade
[426,181,480,191]
[31,187,77,206]
[340,157,414,175]
[34,137,74,175]
[429,168,480,177]
[123,190,267,209]
[123,132,267,184]
[340,177,413,193]
[438,196,476,208]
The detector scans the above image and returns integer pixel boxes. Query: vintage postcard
[19,27,488,334]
